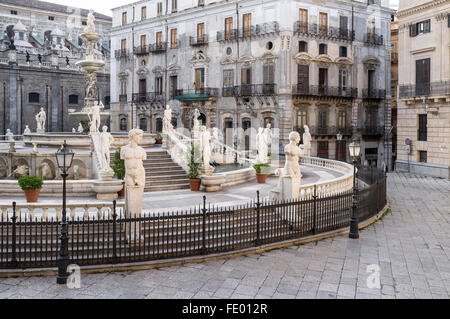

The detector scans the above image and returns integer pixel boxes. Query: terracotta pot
[118,182,125,197]
[24,189,41,203]
[155,138,163,145]
[189,179,201,191]
[256,173,268,184]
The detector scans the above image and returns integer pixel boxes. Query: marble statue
[85,9,96,34]
[77,123,84,133]
[200,126,212,170]
[39,162,53,180]
[256,127,269,164]
[73,165,80,180]
[192,109,201,138]
[13,165,29,178]
[36,108,46,132]
[163,105,173,133]
[302,125,312,157]
[23,125,31,135]
[121,129,147,218]
[72,128,76,133]
[99,125,114,171]
[5,129,14,141]
[89,101,101,133]
[85,73,98,99]
[32,142,38,153]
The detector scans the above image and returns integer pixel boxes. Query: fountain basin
[75,60,105,73]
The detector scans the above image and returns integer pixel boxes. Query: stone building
[110,0,393,168]
[0,0,112,134]
[397,0,450,178]
[391,16,398,170]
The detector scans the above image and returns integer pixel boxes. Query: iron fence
[293,21,355,41]
[0,172,386,269]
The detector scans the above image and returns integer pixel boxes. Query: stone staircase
[144,148,190,192]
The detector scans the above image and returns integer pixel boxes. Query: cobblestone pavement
[1,172,449,299]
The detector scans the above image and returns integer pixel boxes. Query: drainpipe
[3,82,6,135]
[235,3,240,133]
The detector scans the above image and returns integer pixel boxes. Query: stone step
[146,178,190,186]
[146,169,186,176]
[144,184,190,192]
[144,164,181,170]
[147,174,188,181]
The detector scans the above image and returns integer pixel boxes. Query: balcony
[216,22,279,42]
[224,84,277,97]
[146,92,164,103]
[148,42,167,53]
[190,35,209,46]
[365,32,384,46]
[119,94,127,103]
[133,45,149,55]
[361,126,384,137]
[399,81,450,99]
[292,85,357,99]
[114,49,129,59]
[362,89,386,100]
[175,88,219,101]
[132,93,147,103]
[294,22,355,41]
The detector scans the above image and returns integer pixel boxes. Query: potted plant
[187,143,202,191]
[253,163,271,184]
[112,148,125,196]
[18,176,44,203]
[155,131,163,144]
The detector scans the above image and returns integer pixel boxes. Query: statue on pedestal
[85,9,96,34]
[192,108,201,138]
[256,127,269,164]
[77,123,84,133]
[5,129,14,141]
[163,105,173,133]
[100,125,114,171]
[302,125,312,157]
[121,129,147,218]
[200,126,212,171]
[36,108,46,133]
[89,101,101,133]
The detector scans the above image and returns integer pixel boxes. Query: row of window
[10,10,87,25]
[299,41,348,57]
[26,93,110,106]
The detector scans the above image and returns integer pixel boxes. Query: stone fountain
[70,10,109,131]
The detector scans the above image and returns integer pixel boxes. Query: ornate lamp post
[55,141,74,284]
[336,131,343,161]
[348,140,361,239]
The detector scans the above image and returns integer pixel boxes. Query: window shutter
[424,19,430,33]
[409,23,417,37]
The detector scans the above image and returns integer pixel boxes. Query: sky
[47,0,400,17]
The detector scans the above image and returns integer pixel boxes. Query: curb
[0,205,390,278]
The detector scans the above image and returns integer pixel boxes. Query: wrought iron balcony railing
[147,92,164,103]
[361,126,384,136]
[362,89,386,99]
[224,84,277,97]
[217,22,279,42]
[399,81,450,99]
[132,93,147,103]
[292,85,357,98]
[148,42,167,53]
[119,94,127,103]
[365,32,384,45]
[114,49,129,59]
[293,21,355,41]
[189,35,209,46]
[133,45,149,55]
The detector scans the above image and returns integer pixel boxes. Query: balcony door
[339,16,348,37]
[225,17,233,40]
[263,64,275,94]
[416,58,430,96]
[156,31,162,46]
[243,13,251,37]
[139,79,146,102]
[317,141,329,159]
[170,76,177,99]
[319,68,328,95]
[297,65,309,94]
[299,9,308,32]
[140,34,146,48]
[121,39,126,53]
[319,12,328,35]
[318,109,327,134]
[368,70,376,94]
[241,68,252,95]
[197,23,205,41]
[195,68,205,91]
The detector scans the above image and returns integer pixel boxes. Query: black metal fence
[0,170,386,269]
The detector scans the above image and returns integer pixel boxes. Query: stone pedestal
[125,184,144,240]
[201,174,226,192]
[201,166,215,176]
[162,133,168,149]
[9,142,15,153]
[92,179,123,200]
[100,169,114,181]
[36,128,45,134]
[270,174,302,229]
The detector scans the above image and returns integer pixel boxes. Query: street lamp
[348,140,361,239]
[55,140,74,284]
[336,131,343,161]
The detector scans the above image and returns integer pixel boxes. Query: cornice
[397,0,449,19]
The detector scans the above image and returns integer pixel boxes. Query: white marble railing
[0,202,125,222]
[295,156,354,199]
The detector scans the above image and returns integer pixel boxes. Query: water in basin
[212,163,251,173]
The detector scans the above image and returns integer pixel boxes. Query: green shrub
[112,149,125,180]
[253,163,271,174]
[155,131,163,139]
[18,176,44,191]
[187,143,201,179]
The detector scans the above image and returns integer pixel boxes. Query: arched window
[155,118,163,132]
[68,94,79,105]
[299,41,308,53]
[319,43,327,55]
[120,118,127,131]
[139,117,147,131]
[28,92,40,104]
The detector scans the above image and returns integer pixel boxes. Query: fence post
[201,196,207,255]
[10,202,18,268]
[312,185,317,235]
[255,191,261,246]
[112,200,117,264]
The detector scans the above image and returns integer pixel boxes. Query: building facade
[0,0,112,134]
[397,0,450,178]
[391,17,398,170]
[111,0,393,168]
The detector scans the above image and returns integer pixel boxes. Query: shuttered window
[297,65,309,93]
[263,64,275,84]
[410,19,431,37]
[415,58,430,96]
[418,114,427,141]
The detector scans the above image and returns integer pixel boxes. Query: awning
[65,38,80,50]
[175,94,211,102]
[101,43,110,53]
[30,34,44,46]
